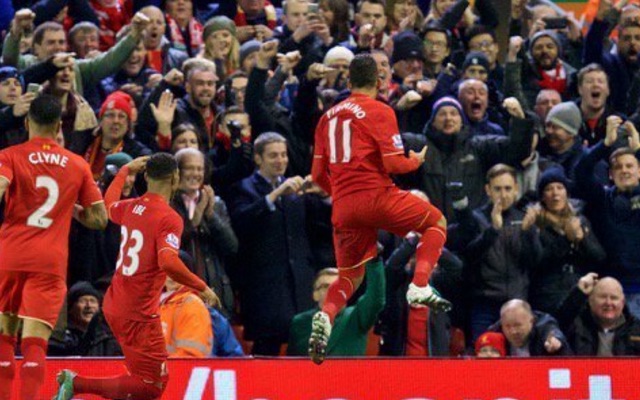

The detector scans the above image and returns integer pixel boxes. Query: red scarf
[538,63,567,95]
[166,14,203,56]
[84,135,124,180]
[234,1,277,30]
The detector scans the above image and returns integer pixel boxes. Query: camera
[618,125,632,138]
[542,17,568,30]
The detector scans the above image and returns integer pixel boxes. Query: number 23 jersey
[0,138,103,277]
[104,193,184,321]
[313,93,406,202]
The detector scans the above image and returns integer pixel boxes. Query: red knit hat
[475,332,507,357]
[99,91,133,121]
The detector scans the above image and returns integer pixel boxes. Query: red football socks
[19,337,47,400]
[413,225,446,287]
[405,307,429,356]
[0,334,16,400]
[75,373,163,400]
[322,263,365,323]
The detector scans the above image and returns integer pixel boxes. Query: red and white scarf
[234,1,277,30]
[166,14,203,55]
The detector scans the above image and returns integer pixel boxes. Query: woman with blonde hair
[200,16,240,81]
[523,167,605,314]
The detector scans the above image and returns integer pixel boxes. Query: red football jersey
[0,138,103,278]
[103,193,183,321]
[313,93,406,201]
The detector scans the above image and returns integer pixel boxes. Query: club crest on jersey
[392,134,404,149]
[166,233,180,249]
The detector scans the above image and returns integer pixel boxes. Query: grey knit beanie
[546,102,581,136]
[530,30,562,56]
[203,16,237,40]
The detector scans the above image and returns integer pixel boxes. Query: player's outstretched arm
[75,202,108,230]
[382,146,427,174]
[158,249,220,307]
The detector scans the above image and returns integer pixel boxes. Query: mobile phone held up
[27,83,41,95]
[542,17,568,30]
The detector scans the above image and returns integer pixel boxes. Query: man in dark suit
[227,131,331,355]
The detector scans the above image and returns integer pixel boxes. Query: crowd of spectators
[1,0,640,358]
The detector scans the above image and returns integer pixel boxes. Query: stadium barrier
[20,357,640,399]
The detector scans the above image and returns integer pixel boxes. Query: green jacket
[287,259,385,356]
[2,32,138,96]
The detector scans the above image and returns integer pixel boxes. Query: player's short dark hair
[146,153,178,180]
[28,94,62,127]
[348,54,378,89]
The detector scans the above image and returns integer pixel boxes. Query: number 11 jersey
[313,93,406,202]
[104,193,184,321]
[0,138,103,278]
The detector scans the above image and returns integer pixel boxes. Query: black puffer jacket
[450,204,542,303]
[401,114,534,222]
[557,287,640,356]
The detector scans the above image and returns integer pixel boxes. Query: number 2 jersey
[313,93,409,202]
[0,138,103,278]
[104,193,186,321]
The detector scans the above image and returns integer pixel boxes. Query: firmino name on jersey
[28,152,69,168]
[327,101,366,119]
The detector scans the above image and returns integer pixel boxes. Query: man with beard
[585,3,640,111]
[505,31,577,110]
[576,63,623,147]
[173,59,219,151]
[140,6,188,74]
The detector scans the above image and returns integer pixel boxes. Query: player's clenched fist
[409,145,428,165]
[199,287,220,308]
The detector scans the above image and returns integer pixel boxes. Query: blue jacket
[468,115,505,137]
[576,141,640,286]
[209,308,244,357]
